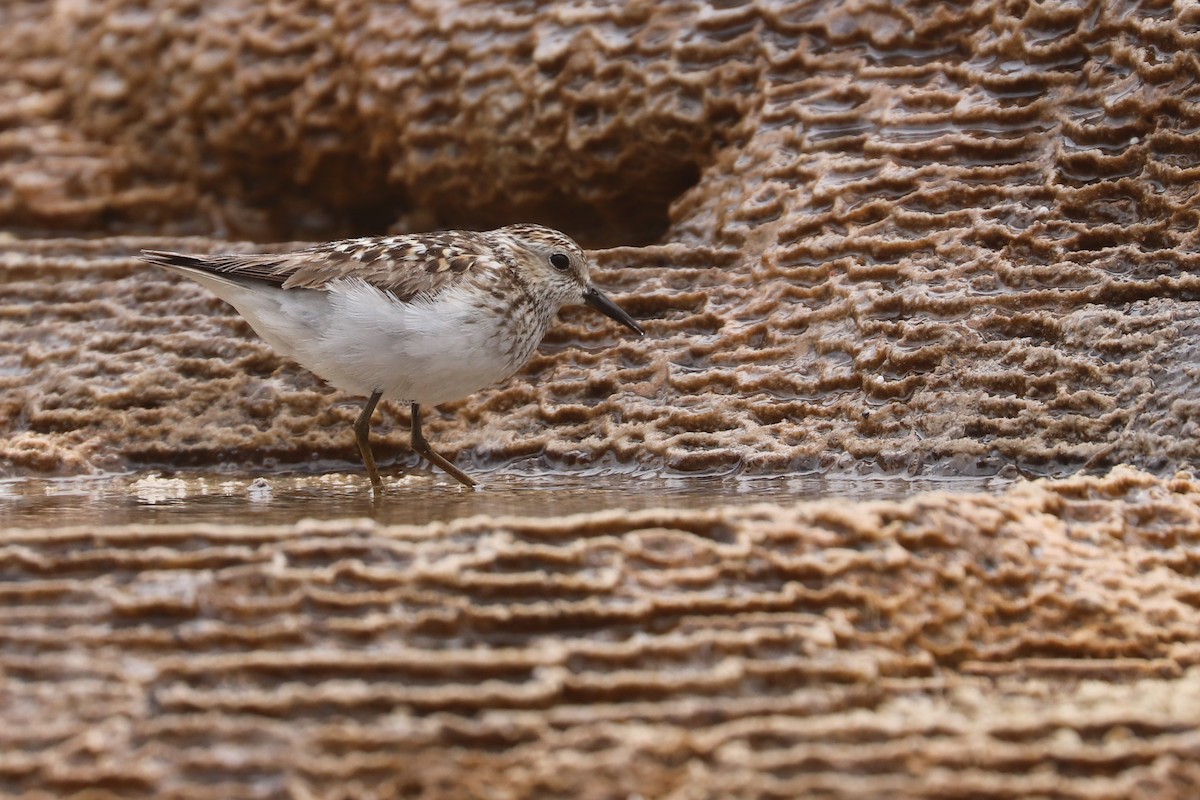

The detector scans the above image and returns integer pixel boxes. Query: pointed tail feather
[139,250,260,292]
[139,249,293,287]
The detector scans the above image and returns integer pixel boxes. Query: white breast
[207,276,544,406]
[313,279,539,405]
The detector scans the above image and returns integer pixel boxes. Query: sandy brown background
[4,0,1200,478]
[3,0,1200,797]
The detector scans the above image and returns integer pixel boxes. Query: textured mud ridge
[3,1,1200,477]
[1,468,1198,798]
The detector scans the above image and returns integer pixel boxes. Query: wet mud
[3,1,1200,477]
[3,468,1200,798]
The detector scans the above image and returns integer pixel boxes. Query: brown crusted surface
[2,468,1200,798]
[3,1,1200,476]
[3,232,1199,478]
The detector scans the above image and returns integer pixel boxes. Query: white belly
[200,274,535,406]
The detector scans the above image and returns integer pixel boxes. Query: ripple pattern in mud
[2,469,1200,798]
[3,1,1200,476]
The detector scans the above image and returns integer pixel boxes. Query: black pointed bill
[583,286,644,336]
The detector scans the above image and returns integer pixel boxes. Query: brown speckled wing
[142,232,506,302]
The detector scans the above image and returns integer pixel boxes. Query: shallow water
[0,469,1016,529]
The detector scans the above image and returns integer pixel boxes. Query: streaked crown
[489,223,592,302]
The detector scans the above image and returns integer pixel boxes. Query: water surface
[0,469,1016,529]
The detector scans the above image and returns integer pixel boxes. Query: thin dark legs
[353,395,477,491]
[354,390,384,492]
[411,402,477,488]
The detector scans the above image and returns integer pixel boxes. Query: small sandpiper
[140,224,644,491]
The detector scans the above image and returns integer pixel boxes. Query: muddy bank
[3,468,1200,798]
[3,1,1200,477]
[3,231,1199,478]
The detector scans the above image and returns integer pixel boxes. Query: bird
[139,224,644,491]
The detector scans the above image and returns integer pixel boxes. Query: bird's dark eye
[550,253,570,271]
